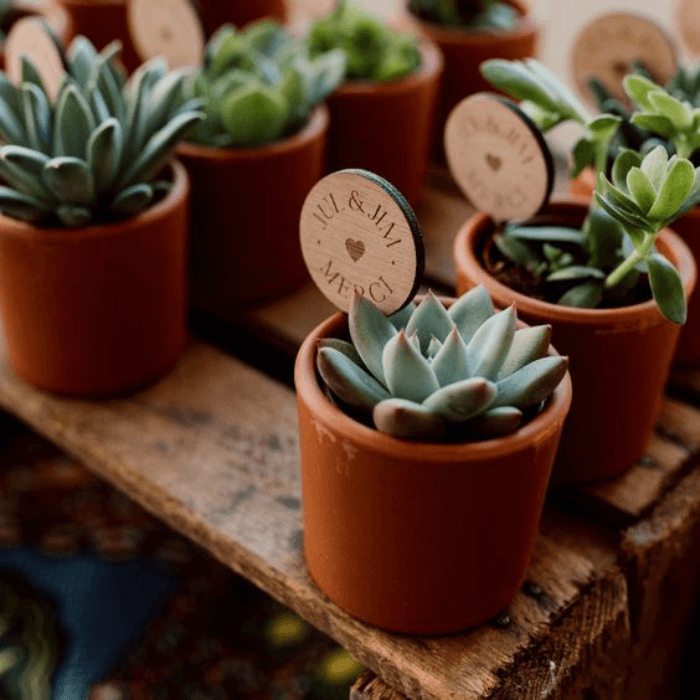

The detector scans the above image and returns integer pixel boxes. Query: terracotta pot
[570,167,700,367]
[324,40,442,208]
[295,307,572,634]
[411,0,538,160]
[56,0,140,73]
[0,0,72,69]
[454,200,697,485]
[0,161,190,396]
[194,0,286,37]
[177,105,328,311]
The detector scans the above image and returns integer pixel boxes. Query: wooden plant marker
[300,169,424,315]
[128,0,205,68]
[676,0,700,56]
[5,17,66,103]
[444,93,554,222]
[571,12,677,107]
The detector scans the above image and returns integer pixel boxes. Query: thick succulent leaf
[448,284,495,344]
[68,36,99,88]
[504,225,586,245]
[647,252,686,324]
[220,83,287,147]
[546,265,605,282]
[0,186,51,223]
[641,145,669,190]
[612,149,642,192]
[109,183,153,218]
[388,302,415,329]
[405,291,454,352]
[88,85,111,122]
[585,206,624,270]
[373,398,446,441]
[630,113,676,139]
[648,158,696,221]
[408,331,420,351]
[626,167,657,213]
[465,305,517,380]
[93,57,124,123]
[497,326,552,379]
[382,331,440,403]
[456,407,523,440]
[43,157,95,206]
[19,56,47,96]
[422,377,497,423]
[571,136,595,178]
[348,294,397,386]
[648,91,694,129]
[676,166,700,218]
[87,118,122,195]
[0,75,26,144]
[494,233,539,268]
[426,336,442,359]
[317,338,365,369]
[54,85,95,159]
[56,204,92,226]
[123,64,153,164]
[431,327,470,387]
[493,356,568,410]
[21,84,51,154]
[148,71,187,130]
[558,280,604,308]
[280,67,306,122]
[0,73,22,118]
[0,146,53,202]
[624,74,662,110]
[308,48,346,103]
[317,346,390,413]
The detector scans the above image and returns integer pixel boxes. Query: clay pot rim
[331,38,443,97]
[454,198,698,329]
[0,160,188,242]
[409,0,538,43]
[295,303,572,463]
[177,103,329,162]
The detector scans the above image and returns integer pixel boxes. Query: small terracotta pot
[324,40,442,208]
[454,201,697,485]
[194,0,286,37]
[0,0,72,69]
[295,307,572,634]
[411,0,538,160]
[56,0,140,73]
[570,167,700,367]
[0,161,190,396]
[177,105,328,311]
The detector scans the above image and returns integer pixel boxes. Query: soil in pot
[295,305,572,634]
[178,105,329,312]
[324,40,442,208]
[454,200,697,485]
[0,161,190,397]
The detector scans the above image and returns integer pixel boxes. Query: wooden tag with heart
[444,93,554,222]
[571,12,677,107]
[300,170,424,315]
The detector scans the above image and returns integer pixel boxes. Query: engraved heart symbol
[345,238,365,262]
[486,153,502,171]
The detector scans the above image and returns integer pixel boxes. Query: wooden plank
[0,338,620,700]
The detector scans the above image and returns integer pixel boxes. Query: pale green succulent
[408,0,518,30]
[317,287,568,441]
[0,35,203,226]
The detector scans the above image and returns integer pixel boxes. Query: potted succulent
[177,20,344,311]
[295,286,571,634]
[0,36,203,395]
[570,65,700,365]
[306,3,443,206]
[407,0,538,159]
[452,59,697,484]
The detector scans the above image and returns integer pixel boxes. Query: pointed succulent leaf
[56,204,92,226]
[0,100,26,146]
[149,71,187,129]
[426,336,442,359]
[493,356,568,410]
[0,73,22,118]
[220,84,287,147]
[558,280,604,308]
[373,398,446,441]
[612,149,642,191]
[626,167,657,213]
[624,74,662,110]
[382,331,440,403]
[504,225,586,245]
[647,252,686,324]
[0,146,53,202]
[465,305,517,380]
[349,293,397,386]
[109,183,153,218]
[448,284,495,344]
[546,265,605,282]
[422,377,497,423]
[648,91,694,129]
[19,55,48,95]
[641,145,669,190]
[87,118,122,195]
[21,84,51,154]
[648,158,696,221]
[43,157,95,205]
[388,302,415,329]
[405,291,454,352]
[456,407,523,441]
[431,327,470,387]
[0,186,51,223]
[409,331,420,351]
[68,36,99,88]
[54,85,95,159]
[497,326,552,379]
[317,338,365,369]
[88,84,111,122]
[317,346,390,413]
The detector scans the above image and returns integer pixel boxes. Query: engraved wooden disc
[571,12,677,106]
[300,170,424,315]
[128,0,205,68]
[5,17,66,102]
[444,94,554,222]
[676,0,700,55]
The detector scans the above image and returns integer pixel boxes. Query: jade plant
[184,20,345,148]
[408,0,518,29]
[307,3,421,81]
[0,36,203,226]
[480,58,700,324]
[317,286,567,441]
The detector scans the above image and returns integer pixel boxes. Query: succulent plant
[0,35,203,227]
[308,3,421,82]
[184,20,345,148]
[408,0,518,29]
[480,58,698,324]
[317,287,568,441]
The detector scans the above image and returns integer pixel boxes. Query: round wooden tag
[444,94,554,222]
[300,170,424,315]
[571,12,677,106]
[676,0,700,55]
[128,0,205,68]
[5,17,66,102]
